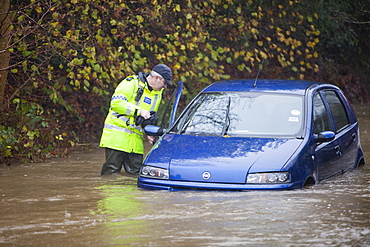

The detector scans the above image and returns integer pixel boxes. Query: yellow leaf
[251,19,259,27]
[314,64,320,72]
[66,30,72,38]
[260,51,268,59]
[51,22,59,27]
[35,6,42,13]
[278,34,285,42]
[174,63,181,70]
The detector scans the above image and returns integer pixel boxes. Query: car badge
[202,171,211,180]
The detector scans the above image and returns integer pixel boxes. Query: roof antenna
[253,58,265,87]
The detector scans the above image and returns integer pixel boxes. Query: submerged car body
[138,79,365,191]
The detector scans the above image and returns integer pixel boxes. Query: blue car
[138,79,365,191]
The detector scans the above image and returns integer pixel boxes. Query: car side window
[322,90,349,132]
[313,93,332,134]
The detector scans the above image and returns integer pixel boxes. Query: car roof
[202,79,322,95]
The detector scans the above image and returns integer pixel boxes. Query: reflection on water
[0,104,369,246]
[94,178,149,246]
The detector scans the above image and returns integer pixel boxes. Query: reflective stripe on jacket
[99,74,163,154]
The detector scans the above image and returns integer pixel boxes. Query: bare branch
[331,9,370,25]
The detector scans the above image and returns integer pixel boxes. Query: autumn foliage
[1,0,369,163]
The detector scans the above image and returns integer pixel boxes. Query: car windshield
[171,92,304,137]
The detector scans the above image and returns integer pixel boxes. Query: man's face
[151,76,167,91]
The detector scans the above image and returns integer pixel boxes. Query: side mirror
[314,131,335,143]
[144,125,166,137]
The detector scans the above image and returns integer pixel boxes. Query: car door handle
[335,145,342,156]
[352,133,357,142]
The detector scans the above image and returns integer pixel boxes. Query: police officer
[100,64,172,175]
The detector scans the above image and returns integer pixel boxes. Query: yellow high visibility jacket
[99,72,163,154]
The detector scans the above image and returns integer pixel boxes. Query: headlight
[246,172,290,184]
[140,165,169,179]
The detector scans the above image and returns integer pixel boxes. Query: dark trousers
[100,148,143,175]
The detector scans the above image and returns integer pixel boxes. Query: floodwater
[1,104,370,246]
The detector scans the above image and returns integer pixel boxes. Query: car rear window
[173,92,304,137]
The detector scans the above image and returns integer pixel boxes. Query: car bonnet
[144,134,303,183]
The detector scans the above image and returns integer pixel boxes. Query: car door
[312,92,342,181]
[159,81,183,128]
[321,90,358,172]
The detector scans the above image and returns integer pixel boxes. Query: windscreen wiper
[221,96,231,136]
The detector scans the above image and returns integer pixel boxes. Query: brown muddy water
[1,104,370,246]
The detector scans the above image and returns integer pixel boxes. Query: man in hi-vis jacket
[100,64,172,175]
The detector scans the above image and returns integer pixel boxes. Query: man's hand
[140,109,151,119]
[147,135,156,145]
